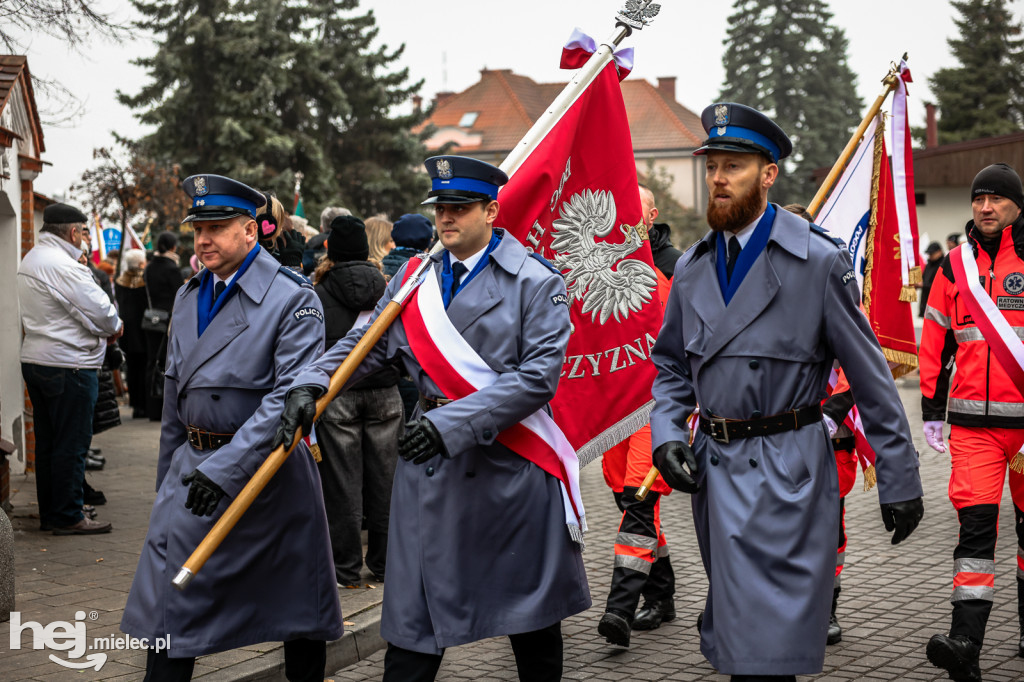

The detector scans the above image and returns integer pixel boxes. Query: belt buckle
[710,416,730,444]
[187,426,204,451]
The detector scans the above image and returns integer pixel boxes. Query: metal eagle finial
[617,0,662,30]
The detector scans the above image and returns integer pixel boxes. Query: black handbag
[141,282,170,334]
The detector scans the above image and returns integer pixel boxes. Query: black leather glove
[273,385,324,449]
[880,497,924,545]
[181,470,226,516]
[398,418,446,465]
[652,440,699,493]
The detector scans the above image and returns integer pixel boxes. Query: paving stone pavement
[329,375,1024,681]
[2,406,386,681]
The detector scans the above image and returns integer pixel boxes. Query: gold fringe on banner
[908,265,922,286]
[862,115,886,315]
[1010,451,1024,475]
[862,464,877,492]
[309,442,322,463]
[899,285,918,303]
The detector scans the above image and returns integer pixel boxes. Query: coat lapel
[176,287,251,389]
[679,236,726,332]
[445,261,503,332]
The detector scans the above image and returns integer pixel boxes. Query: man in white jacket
[18,203,122,535]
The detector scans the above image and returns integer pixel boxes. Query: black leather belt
[831,435,856,452]
[700,405,823,444]
[186,426,235,451]
[418,395,454,412]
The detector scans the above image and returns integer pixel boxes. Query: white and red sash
[400,259,587,543]
[950,243,1024,394]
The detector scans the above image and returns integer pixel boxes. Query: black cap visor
[182,206,251,224]
[421,189,493,206]
[694,137,776,161]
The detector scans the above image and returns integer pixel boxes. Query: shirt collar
[451,242,489,279]
[729,209,765,249]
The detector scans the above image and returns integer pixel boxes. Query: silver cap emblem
[714,105,729,126]
[194,176,208,196]
[436,159,453,180]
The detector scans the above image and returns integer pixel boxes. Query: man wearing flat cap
[648,102,924,680]
[276,155,590,681]
[121,174,342,681]
[18,203,123,535]
[920,163,1024,681]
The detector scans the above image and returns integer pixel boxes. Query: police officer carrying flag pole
[275,155,591,682]
[121,174,343,681]
[649,103,924,681]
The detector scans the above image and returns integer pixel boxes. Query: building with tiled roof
[416,69,708,212]
[0,55,47,506]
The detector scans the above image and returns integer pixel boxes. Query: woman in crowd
[364,216,394,268]
[114,248,149,418]
[143,231,183,421]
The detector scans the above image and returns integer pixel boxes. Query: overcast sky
[15,0,1024,198]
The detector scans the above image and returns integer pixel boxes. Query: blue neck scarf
[441,231,501,309]
[197,244,261,336]
[716,203,776,306]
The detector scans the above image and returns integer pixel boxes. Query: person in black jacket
[143,231,184,421]
[312,215,402,586]
[115,249,149,418]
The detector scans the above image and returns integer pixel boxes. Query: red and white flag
[890,59,922,296]
[497,33,663,465]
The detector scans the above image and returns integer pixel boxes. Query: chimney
[926,103,938,148]
[412,95,422,114]
[658,76,676,101]
[434,91,455,108]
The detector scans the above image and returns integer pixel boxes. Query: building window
[915,192,926,206]
[459,112,479,128]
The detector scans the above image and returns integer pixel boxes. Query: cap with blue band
[182,174,266,223]
[694,102,792,163]
[422,155,509,205]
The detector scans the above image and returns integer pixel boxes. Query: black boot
[926,634,981,682]
[597,610,632,647]
[696,610,704,633]
[827,586,842,645]
[1017,577,1024,657]
[633,598,676,631]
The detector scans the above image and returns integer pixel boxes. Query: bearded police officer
[121,175,342,681]
[649,103,924,681]
[275,156,590,682]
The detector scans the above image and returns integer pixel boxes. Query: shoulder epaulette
[277,266,313,289]
[529,251,563,277]
[809,222,846,249]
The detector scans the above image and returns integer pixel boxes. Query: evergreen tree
[119,0,430,218]
[718,0,863,204]
[929,0,1024,144]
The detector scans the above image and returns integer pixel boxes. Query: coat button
[483,429,493,440]
[710,455,720,466]
[466,471,476,478]
[749,458,758,468]
[426,466,435,477]
[751,410,763,419]
[212,394,220,401]
[749,359,760,369]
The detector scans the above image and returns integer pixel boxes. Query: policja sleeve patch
[551,294,569,307]
[294,307,324,322]
[841,269,856,286]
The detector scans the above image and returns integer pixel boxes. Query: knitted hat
[971,163,1024,209]
[391,213,433,250]
[327,215,369,262]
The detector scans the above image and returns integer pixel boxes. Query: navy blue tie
[214,281,226,302]
[450,262,467,301]
[726,238,742,281]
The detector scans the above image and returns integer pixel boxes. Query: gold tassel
[908,266,922,286]
[309,442,322,463]
[882,348,919,370]
[862,464,877,492]
[899,285,918,303]
[1010,451,1024,475]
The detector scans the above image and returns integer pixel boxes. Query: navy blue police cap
[181,174,266,223]
[694,102,793,163]
[422,155,509,205]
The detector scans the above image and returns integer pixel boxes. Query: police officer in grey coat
[649,103,924,681]
[276,156,591,682]
[121,175,343,681]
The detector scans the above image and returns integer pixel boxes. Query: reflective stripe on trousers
[952,557,996,603]
[614,531,658,574]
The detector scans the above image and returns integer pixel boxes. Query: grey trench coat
[121,247,343,657]
[650,207,923,675]
[292,230,591,655]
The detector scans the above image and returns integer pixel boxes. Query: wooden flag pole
[173,0,663,590]
[807,57,905,218]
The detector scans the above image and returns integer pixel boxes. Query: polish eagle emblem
[550,189,658,325]
[616,0,662,29]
